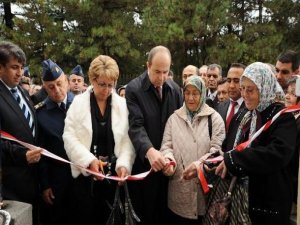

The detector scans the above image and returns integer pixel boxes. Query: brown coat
[160,104,225,219]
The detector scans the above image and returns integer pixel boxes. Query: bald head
[148,45,171,64]
[182,65,199,84]
[147,46,172,87]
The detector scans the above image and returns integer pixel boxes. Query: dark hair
[208,64,222,77]
[277,50,299,71]
[117,85,126,95]
[230,63,246,70]
[217,77,227,86]
[0,41,26,66]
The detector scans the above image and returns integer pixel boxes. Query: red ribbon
[198,105,300,193]
[0,130,175,182]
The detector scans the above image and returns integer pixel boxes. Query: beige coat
[160,104,225,219]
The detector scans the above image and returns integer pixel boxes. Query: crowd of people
[0,40,300,225]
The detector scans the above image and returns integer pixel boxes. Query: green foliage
[0,0,299,84]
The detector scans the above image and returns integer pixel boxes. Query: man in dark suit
[126,46,183,225]
[207,64,222,108]
[217,63,247,152]
[36,59,74,225]
[0,41,42,224]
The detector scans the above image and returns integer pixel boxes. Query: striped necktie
[10,88,35,136]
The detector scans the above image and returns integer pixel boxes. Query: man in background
[275,50,299,92]
[69,65,85,95]
[216,77,229,103]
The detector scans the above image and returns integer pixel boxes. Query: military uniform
[37,59,74,225]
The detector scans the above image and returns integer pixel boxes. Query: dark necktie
[10,88,35,136]
[60,102,66,112]
[155,86,162,100]
[226,101,238,131]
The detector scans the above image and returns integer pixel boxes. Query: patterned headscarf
[241,62,278,112]
[183,75,206,121]
[233,62,278,148]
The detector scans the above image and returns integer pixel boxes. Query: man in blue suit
[36,59,74,225]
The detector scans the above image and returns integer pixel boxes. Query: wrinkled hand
[26,148,42,164]
[162,158,175,176]
[182,162,198,180]
[215,161,227,179]
[146,147,166,172]
[42,188,55,205]
[117,166,128,186]
[89,159,107,180]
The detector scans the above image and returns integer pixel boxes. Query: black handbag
[106,182,140,225]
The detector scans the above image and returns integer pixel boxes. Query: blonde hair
[88,55,119,82]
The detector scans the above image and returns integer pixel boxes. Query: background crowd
[0,41,300,225]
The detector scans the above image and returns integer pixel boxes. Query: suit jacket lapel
[221,100,230,121]
[0,82,34,136]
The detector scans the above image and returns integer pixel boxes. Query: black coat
[37,93,74,192]
[216,99,248,152]
[126,71,183,171]
[0,81,38,204]
[126,71,182,225]
[224,103,296,225]
[36,93,74,225]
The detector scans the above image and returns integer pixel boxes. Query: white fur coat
[63,87,135,178]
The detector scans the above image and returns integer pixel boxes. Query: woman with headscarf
[216,62,297,225]
[160,75,225,225]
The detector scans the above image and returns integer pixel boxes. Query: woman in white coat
[63,55,135,225]
[160,75,225,225]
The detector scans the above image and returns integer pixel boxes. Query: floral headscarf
[233,62,279,148]
[241,62,278,112]
[183,75,206,121]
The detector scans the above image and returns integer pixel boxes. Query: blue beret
[24,66,30,77]
[70,65,84,77]
[42,59,63,81]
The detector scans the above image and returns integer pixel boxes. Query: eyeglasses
[239,86,258,95]
[286,91,296,97]
[96,82,114,89]
[184,91,201,98]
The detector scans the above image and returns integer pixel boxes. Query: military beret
[24,66,30,77]
[70,65,84,77]
[42,59,63,81]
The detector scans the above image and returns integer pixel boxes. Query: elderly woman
[160,75,225,225]
[216,62,297,225]
[63,55,135,225]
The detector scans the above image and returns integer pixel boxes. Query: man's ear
[146,61,150,70]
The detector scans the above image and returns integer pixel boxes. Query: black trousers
[128,171,168,225]
[68,175,117,225]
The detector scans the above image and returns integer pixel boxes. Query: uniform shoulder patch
[34,101,45,110]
